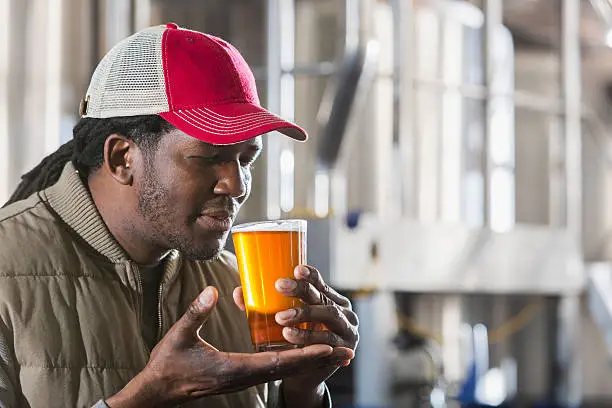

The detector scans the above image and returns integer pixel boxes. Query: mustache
[198,198,238,217]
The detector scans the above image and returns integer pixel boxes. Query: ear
[103,134,134,185]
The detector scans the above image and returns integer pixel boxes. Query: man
[0,23,358,408]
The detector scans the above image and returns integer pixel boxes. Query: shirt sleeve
[92,400,110,408]
[0,321,19,408]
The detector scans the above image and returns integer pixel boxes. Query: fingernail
[276,309,298,320]
[277,278,297,291]
[296,266,310,278]
[198,288,214,307]
[284,327,299,336]
[338,359,351,367]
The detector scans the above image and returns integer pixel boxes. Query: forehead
[160,128,263,152]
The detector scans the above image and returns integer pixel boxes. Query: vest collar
[42,162,129,263]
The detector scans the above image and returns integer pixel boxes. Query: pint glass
[231,219,307,352]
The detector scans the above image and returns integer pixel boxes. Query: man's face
[134,129,262,261]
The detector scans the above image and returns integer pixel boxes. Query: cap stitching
[169,98,257,109]
[180,109,281,129]
[162,29,174,109]
[178,115,283,132]
[172,111,289,135]
[189,108,278,124]
[196,107,276,121]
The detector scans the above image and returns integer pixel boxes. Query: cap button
[166,22,179,29]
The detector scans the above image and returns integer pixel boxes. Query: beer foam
[231,219,307,233]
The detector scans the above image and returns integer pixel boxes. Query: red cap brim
[159,103,308,145]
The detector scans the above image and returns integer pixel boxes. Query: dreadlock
[4,115,175,207]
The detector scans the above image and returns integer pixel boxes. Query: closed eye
[239,157,256,169]
[187,155,222,164]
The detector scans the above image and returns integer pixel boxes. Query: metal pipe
[288,61,336,77]
[563,0,582,240]
[278,0,296,214]
[0,0,9,203]
[323,0,362,217]
[395,0,417,217]
[265,0,282,219]
[104,0,131,51]
[6,0,27,197]
[251,61,337,81]
[265,0,296,218]
[90,0,101,69]
[132,0,151,31]
[45,0,63,156]
[368,75,570,115]
[345,0,359,52]
[555,0,582,405]
[483,0,503,227]
[554,294,582,406]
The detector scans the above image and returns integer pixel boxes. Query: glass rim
[231,219,307,233]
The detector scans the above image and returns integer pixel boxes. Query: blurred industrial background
[3,0,612,406]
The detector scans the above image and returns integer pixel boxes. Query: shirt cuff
[92,400,110,408]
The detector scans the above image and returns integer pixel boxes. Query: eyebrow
[244,143,262,152]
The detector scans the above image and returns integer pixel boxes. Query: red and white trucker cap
[80,23,307,144]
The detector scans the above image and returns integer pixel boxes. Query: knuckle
[213,354,234,388]
[273,351,281,374]
[352,325,360,342]
[300,305,312,321]
[186,301,201,321]
[296,280,310,297]
[304,328,316,345]
[347,310,359,326]
[352,328,360,347]
[325,330,338,346]
[319,290,331,306]
[329,305,343,321]
[215,369,232,389]
[306,265,320,278]
[343,297,353,309]
[313,269,324,285]
[321,281,331,295]
[309,286,323,304]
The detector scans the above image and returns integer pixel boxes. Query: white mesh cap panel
[84,25,169,118]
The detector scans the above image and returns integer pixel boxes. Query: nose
[213,161,248,199]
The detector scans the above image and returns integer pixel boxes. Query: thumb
[175,286,219,342]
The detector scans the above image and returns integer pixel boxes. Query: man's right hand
[105,286,353,408]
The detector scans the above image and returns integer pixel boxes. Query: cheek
[168,164,216,199]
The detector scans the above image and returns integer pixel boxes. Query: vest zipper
[156,252,180,342]
[157,282,164,341]
[129,262,150,354]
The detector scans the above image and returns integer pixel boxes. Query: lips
[197,210,234,232]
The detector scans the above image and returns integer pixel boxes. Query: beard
[137,168,228,261]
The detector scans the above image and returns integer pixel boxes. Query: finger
[233,287,246,312]
[275,278,323,305]
[282,326,352,348]
[295,266,351,308]
[277,304,358,327]
[275,305,359,346]
[218,344,341,388]
[172,286,218,345]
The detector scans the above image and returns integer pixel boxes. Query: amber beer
[231,220,307,352]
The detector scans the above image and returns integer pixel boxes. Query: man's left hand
[233,265,359,407]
